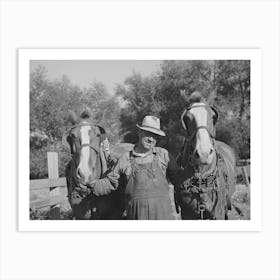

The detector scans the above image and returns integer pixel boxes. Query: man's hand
[91,180,112,196]
[102,137,110,152]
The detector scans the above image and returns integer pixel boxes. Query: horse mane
[67,110,78,125]
[187,91,206,107]
[80,107,92,120]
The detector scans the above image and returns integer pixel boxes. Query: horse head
[64,109,107,187]
[181,91,219,168]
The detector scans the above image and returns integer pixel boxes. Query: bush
[216,118,250,160]
[30,141,71,179]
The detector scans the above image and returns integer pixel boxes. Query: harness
[181,150,229,219]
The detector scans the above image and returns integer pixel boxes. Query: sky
[30,60,161,95]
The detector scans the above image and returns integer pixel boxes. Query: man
[91,115,185,220]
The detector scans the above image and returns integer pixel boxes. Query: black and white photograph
[29,59,250,221]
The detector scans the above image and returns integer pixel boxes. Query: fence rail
[30,177,67,190]
[30,152,69,218]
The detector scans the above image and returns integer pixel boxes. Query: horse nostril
[209,148,214,155]
[194,150,199,158]
[76,168,82,179]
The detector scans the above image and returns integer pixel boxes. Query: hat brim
[136,124,165,137]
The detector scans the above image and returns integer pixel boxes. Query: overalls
[125,153,175,220]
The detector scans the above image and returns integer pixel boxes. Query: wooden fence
[30,152,251,218]
[236,159,250,187]
[30,152,68,219]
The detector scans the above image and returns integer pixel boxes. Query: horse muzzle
[76,168,96,187]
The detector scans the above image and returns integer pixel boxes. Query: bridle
[66,122,106,188]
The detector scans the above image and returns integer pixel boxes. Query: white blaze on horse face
[190,104,214,165]
[77,125,92,182]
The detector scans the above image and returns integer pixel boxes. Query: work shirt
[93,146,186,197]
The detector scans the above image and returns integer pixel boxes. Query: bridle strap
[68,122,96,131]
[76,143,100,154]
[189,125,215,141]
[187,104,208,110]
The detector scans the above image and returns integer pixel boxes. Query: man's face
[139,130,159,151]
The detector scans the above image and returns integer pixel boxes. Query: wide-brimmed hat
[136,115,165,137]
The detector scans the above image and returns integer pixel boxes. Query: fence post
[241,166,250,187]
[47,152,60,219]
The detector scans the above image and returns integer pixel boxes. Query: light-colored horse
[176,91,236,220]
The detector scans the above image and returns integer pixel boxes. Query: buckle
[199,204,206,212]
[199,204,206,219]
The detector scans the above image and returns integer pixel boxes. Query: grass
[228,184,250,220]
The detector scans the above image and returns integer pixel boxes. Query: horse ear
[80,107,92,119]
[62,131,75,154]
[180,89,189,104]
[211,106,219,125]
[180,109,188,132]
[67,110,78,125]
[97,125,107,141]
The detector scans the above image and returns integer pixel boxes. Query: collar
[132,146,157,157]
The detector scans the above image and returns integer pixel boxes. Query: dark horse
[176,91,236,220]
[64,110,125,219]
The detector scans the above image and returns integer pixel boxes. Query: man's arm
[166,152,192,187]
[91,155,127,196]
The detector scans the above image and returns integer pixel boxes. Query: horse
[176,91,236,220]
[64,110,125,219]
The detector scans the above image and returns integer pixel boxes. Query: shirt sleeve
[92,153,129,196]
[166,151,193,187]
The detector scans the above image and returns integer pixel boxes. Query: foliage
[30,66,121,178]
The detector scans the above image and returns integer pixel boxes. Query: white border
[18,48,262,232]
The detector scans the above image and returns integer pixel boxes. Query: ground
[30,184,250,220]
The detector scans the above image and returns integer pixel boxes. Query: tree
[115,60,250,159]
[29,66,121,178]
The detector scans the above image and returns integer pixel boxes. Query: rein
[183,150,219,219]
[189,125,215,142]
